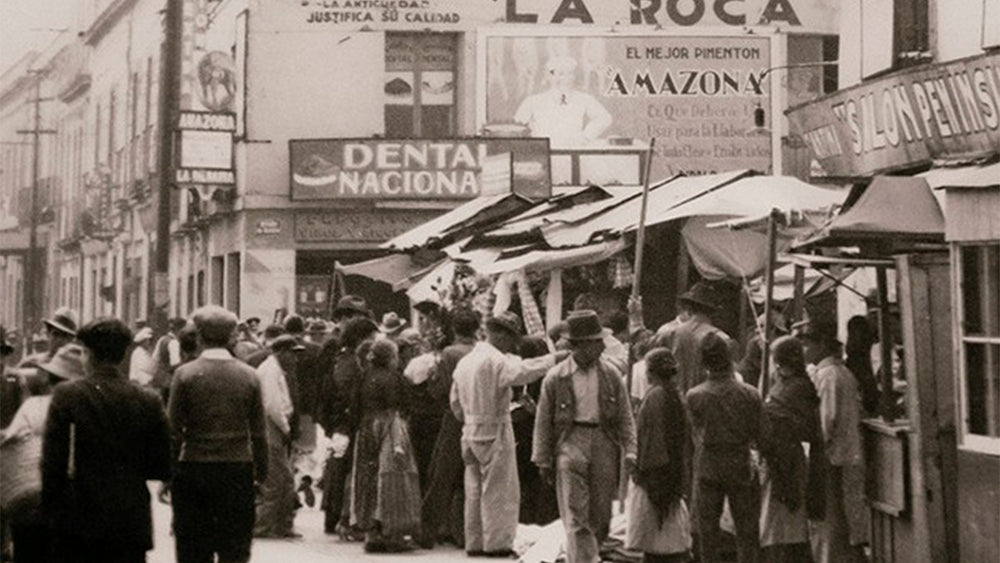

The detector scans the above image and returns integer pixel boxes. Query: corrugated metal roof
[381,193,532,250]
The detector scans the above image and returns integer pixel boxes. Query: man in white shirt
[798,319,867,563]
[253,334,303,538]
[450,312,568,556]
[129,327,156,386]
[514,56,613,148]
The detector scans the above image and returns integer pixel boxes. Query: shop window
[384,32,458,138]
[957,244,1000,454]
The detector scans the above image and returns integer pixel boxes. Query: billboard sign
[483,33,772,180]
[289,138,551,200]
[786,52,1000,177]
[253,0,837,34]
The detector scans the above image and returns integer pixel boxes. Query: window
[957,244,1000,453]
[859,0,929,77]
[384,32,458,138]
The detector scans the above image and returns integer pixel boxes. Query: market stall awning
[795,175,944,249]
[335,254,433,289]
[919,161,1000,190]
[543,170,753,247]
[381,193,533,251]
[477,239,627,275]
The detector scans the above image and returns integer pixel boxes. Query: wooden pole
[876,266,895,422]
[631,138,657,300]
[792,264,806,324]
[759,209,780,398]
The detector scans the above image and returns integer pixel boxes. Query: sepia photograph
[0,0,998,562]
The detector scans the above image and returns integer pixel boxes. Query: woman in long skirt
[350,339,422,552]
[759,336,827,563]
[626,347,692,563]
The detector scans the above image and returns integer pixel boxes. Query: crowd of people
[0,279,889,563]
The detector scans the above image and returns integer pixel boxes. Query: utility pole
[151,0,184,334]
[17,72,55,342]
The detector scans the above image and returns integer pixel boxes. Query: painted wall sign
[289,138,551,200]
[255,219,282,236]
[252,0,838,34]
[483,34,772,179]
[294,210,437,242]
[786,52,1000,177]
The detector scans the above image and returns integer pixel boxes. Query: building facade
[2,0,841,337]
[787,0,1000,560]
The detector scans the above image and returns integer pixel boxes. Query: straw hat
[39,344,86,382]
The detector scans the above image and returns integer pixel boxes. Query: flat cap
[191,306,237,341]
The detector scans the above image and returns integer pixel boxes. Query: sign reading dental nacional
[787,52,1000,178]
[483,34,773,180]
[252,0,837,34]
[289,138,551,200]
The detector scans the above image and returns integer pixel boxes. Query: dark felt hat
[485,311,523,337]
[271,334,305,352]
[44,307,78,337]
[333,295,370,319]
[0,327,14,356]
[794,318,840,345]
[566,310,604,341]
[678,282,719,311]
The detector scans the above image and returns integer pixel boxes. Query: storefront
[787,50,1000,563]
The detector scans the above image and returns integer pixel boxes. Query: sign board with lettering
[252,0,837,34]
[289,138,551,200]
[294,210,439,242]
[177,111,237,132]
[482,33,773,179]
[179,130,234,169]
[786,52,1000,178]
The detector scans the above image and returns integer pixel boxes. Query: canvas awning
[919,161,1000,190]
[477,239,627,275]
[795,175,944,249]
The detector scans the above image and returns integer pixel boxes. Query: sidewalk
[147,492,470,562]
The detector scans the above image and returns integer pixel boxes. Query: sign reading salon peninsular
[787,52,1000,178]
[289,138,551,200]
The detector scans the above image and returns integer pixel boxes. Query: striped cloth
[516,270,546,337]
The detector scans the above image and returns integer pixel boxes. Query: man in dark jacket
[686,332,763,563]
[42,318,172,562]
[168,306,269,563]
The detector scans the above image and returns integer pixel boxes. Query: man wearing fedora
[797,318,866,563]
[532,310,637,563]
[450,311,567,557]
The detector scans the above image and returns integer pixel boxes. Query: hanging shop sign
[289,138,551,200]
[482,33,773,180]
[176,110,236,185]
[294,210,439,242]
[252,0,837,34]
[786,52,1000,178]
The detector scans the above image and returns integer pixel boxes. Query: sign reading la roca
[256,0,837,34]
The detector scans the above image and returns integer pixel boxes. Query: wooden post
[627,139,656,396]
[792,264,806,323]
[759,209,780,397]
[876,266,895,422]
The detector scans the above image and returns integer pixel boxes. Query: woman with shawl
[350,338,422,552]
[759,336,827,562]
[626,347,692,562]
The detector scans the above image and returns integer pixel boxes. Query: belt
[573,421,599,428]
